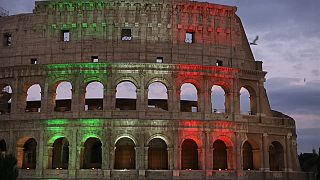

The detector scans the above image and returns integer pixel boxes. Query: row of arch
[1,81,254,114]
[0,137,284,171]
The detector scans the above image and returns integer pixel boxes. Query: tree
[0,154,19,180]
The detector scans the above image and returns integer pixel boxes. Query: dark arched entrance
[181,139,198,170]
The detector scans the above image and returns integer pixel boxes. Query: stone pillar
[78,88,86,112]
[71,78,81,113]
[173,89,181,113]
[76,146,84,170]
[110,146,115,169]
[37,131,44,175]
[144,146,149,170]
[68,129,77,177]
[17,147,24,168]
[176,147,181,170]
[198,148,205,170]
[227,148,234,170]
[235,133,241,171]
[135,146,140,169]
[167,147,174,170]
[233,92,240,115]
[46,146,53,169]
[10,79,19,114]
[262,133,269,171]
[197,90,204,113]
[204,90,212,114]
[285,133,292,171]
[167,88,173,111]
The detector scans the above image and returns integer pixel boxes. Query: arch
[148,138,168,170]
[114,137,135,169]
[240,86,257,115]
[85,81,104,111]
[0,139,6,155]
[180,83,198,112]
[211,85,226,113]
[147,134,171,147]
[25,84,41,112]
[146,77,170,90]
[55,81,72,112]
[213,139,227,170]
[116,81,137,110]
[242,139,260,170]
[52,137,69,169]
[242,141,253,170]
[269,141,284,171]
[181,139,198,170]
[19,138,37,169]
[148,82,168,111]
[82,137,102,169]
[0,85,12,114]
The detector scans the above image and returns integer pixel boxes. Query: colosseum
[0,0,311,179]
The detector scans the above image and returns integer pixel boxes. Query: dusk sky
[0,0,319,153]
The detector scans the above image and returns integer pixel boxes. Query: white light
[218,169,221,171]
[26,168,30,170]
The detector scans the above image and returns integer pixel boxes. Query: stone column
[167,147,174,170]
[110,146,115,169]
[233,91,241,115]
[37,131,44,176]
[9,78,19,114]
[198,147,205,170]
[144,146,149,170]
[227,148,234,170]
[68,129,77,178]
[71,78,81,113]
[167,88,173,112]
[197,90,204,113]
[76,146,84,170]
[262,133,269,171]
[285,134,292,171]
[46,146,53,169]
[204,90,212,114]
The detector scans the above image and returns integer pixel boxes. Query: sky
[0,0,319,153]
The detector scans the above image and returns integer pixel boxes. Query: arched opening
[148,82,168,111]
[148,138,168,170]
[269,141,284,171]
[25,84,41,112]
[85,82,104,111]
[213,140,227,170]
[211,85,226,113]
[116,81,137,110]
[82,138,102,169]
[240,87,256,115]
[181,139,198,170]
[55,81,72,112]
[180,83,198,112]
[243,141,253,170]
[22,138,37,169]
[0,85,12,114]
[52,137,69,169]
[0,139,6,155]
[114,138,135,169]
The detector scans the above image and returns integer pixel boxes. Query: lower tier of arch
[0,118,311,180]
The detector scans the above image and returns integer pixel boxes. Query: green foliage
[0,154,19,180]
[298,148,320,180]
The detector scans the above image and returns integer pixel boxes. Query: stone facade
[0,0,312,179]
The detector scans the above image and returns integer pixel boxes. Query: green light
[72,23,77,28]
[51,24,57,29]
[62,24,68,30]
[46,119,68,125]
[46,62,111,77]
[82,23,88,28]
[92,23,97,28]
[79,119,103,126]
